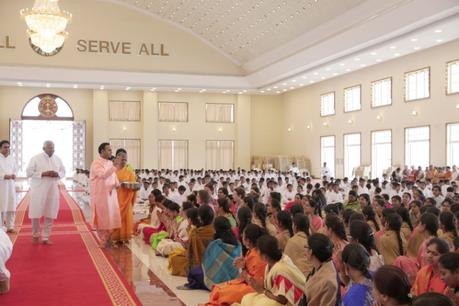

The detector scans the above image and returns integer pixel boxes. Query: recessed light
[347,119,353,124]
[320,76,325,80]
[389,45,396,49]
[346,68,351,72]
[306,124,311,129]
[287,127,292,132]
[313,72,319,76]
[412,110,418,116]
[289,86,294,89]
[73,84,78,89]
[199,89,206,93]
[282,83,287,86]
[243,89,247,92]
[354,57,360,61]
[436,39,443,43]
[273,86,278,89]
[46,83,51,88]
[100,85,104,90]
[410,38,418,42]
[238,91,243,94]
[376,115,382,120]
[17,82,23,87]
[302,75,307,79]
[150,88,156,92]
[376,59,382,62]
[370,52,377,56]
[322,122,328,126]
[125,86,131,91]
[283,89,287,92]
[434,29,442,33]
[291,79,296,83]
[414,47,421,50]
[339,63,345,66]
[394,53,400,57]
[325,67,331,71]
[276,91,281,94]
[360,64,367,67]
[309,80,315,84]
[333,72,338,76]
[260,90,265,93]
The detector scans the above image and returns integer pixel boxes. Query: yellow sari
[112,166,137,241]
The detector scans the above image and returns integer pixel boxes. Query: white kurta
[26,152,65,219]
[0,228,12,280]
[0,155,17,212]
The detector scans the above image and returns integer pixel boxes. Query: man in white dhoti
[26,141,65,244]
[0,228,13,294]
[0,141,17,233]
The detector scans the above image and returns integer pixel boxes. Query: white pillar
[142,91,158,168]
[236,94,251,169]
[92,90,109,159]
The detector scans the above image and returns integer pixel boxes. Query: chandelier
[20,0,72,54]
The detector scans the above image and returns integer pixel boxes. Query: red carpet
[0,189,141,306]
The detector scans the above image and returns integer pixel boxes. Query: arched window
[21,94,74,120]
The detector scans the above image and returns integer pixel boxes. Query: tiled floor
[67,186,209,306]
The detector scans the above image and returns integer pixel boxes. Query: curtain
[158,140,188,169]
[110,139,141,169]
[158,102,188,122]
[206,140,234,169]
[109,101,141,121]
[206,104,234,122]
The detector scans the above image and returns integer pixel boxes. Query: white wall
[280,39,459,177]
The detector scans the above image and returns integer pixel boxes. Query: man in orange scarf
[112,148,138,244]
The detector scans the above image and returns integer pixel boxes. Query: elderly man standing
[90,142,122,248]
[0,140,17,233]
[26,141,65,245]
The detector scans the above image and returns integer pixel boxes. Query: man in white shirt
[0,141,17,233]
[432,185,445,208]
[326,183,344,204]
[321,162,332,180]
[139,181,152,201]
[288,162,300,175]
[283,183,296,202]
[26,141,66,244]
[0,228,12,294]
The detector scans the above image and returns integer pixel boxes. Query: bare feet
[6,229,17,234]
[32,237,39,244]
[42,240,53,245]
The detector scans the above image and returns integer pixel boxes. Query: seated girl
[237,235,306,306]
[135,191,164,244]
[216,198,237,229]
[204,224,267,306]
[188,216,242,290]
[284,214,313,276]
[275,211,293,251]
[150,200,182,250]
[155,201,193,256]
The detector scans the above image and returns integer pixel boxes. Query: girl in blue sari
[186,216,241,290]
[342,243,374,306]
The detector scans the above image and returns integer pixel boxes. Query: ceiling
[116,0,367,65]
[1,0,459,94]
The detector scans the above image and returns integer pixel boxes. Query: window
[447,60,459,94]
[371,130,391,179]
[447,123,459,166]
[206,140,234,169]
[405,126,430,168]
[110,139,141,169]
[344,85,361,112]
[158,140,188,169]
[109,101,141,121]
[205,104,234,123]
[320,92,335,116]
[158,102,188,122]
[372,78,392,107]
[405,67,430,101]
[320,136,335,177]
[344,133,361,178]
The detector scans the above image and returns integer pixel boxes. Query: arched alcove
[21,94,74,120]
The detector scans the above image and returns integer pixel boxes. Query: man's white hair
[43,140,54,148]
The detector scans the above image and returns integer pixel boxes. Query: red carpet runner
[0,188,141,306]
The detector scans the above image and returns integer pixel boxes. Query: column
[236,94,251,169]
[142,91,158,168]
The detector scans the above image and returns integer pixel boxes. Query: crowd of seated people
[120,165,459,305]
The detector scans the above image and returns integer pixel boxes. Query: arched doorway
[9,94,85,177]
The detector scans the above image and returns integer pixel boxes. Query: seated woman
[373,265,412,306]
[136,191,165,244]
[349,220,384,273]
[341,243,374,306]
[439,252,459,305]
[237,235,306,306]
[411,238,449,297]
[252,203,277,236]
[378,213,406,265]
[150,200,182,250]
[396,206,414,240]
[216,198,237,229]
[156,201,193,256]
[267,198,282,231]
[362,206,381,235]
[304,233,340,306]
[284,214,313,276]
[413,292,455,306]
[205,224,267,306]
[408,212,439,267]
[324,214,348,272]
[302,196,323,233]
[275,211,293,251]
[169,205,214,277]
[196,216,242,290]
[439,211,457,248]
[0,228,13,294]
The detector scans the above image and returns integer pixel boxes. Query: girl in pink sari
[303,196,323,233]
[324,214,348,272]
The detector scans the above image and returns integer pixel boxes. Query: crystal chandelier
[20,0,72,54]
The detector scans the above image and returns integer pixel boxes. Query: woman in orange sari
[204,224,267,306]
[111,149,138,243]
